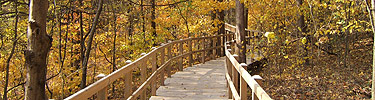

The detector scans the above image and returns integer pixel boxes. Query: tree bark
[80,0,103,89]
[24,0,51,99]
[235,0,246,63]
[371,0,375,99]
[151,0,157,46]
[217,0,225,56]
[3,1,18,99]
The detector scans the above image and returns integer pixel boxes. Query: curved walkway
[150,57,228,100]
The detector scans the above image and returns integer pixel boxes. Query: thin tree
[81,0,104,89]
[217,0,225,56]
[3,0,18,99]
[24,0,52,99]
[235,0,246,63]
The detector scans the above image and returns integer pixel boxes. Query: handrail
[65,32,232,100]
[224,23,272,100]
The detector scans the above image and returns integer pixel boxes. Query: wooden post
[252,75,263,100]
[225,57,232,99]
[167,43,172,77]
[178,41,183,71]
[96,74,107,100]
[140,53,147,100]
[188,38,193,67]
[160,45,165,86]
[151,48,157,96]
[240,63,248,100]
[232,54,239,94]
[124,60,133,99]
[212,38,216,59]
[202,37,206,63]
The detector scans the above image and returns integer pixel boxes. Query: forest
[1,0,375,99]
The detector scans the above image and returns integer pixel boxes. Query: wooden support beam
[96,74,107,100]
[178,41,183,71]
[240,63,248,100]
[188,39,193,67]
[140,53,147,100]
[167,44,172,77]
[124,60,133,99]
[160,45,165,86]
[202,38,206,63]
[212,38,216,59]
[225,57,232,99]
[151,49,157,96]
[232,54,239,94]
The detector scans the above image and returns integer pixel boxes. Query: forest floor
[260,34,373,99]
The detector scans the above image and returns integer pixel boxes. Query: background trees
[0,0,374,99]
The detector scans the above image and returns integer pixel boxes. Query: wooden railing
[65,32,233,100]
[224,23,272,100]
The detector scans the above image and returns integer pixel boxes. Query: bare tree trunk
[371,0,375,99]
[80,0,103,89]
[235,0,246,63]
[151,0,157,46]
[3,1,18,99]
[24,0,51,99]
[217,0,225,56]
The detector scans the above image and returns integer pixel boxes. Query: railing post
[201,37,206,63]
[167,42,172,77]
[212,38,216,59]
[151,47,157,96]
[96,74,107,100]
[188,38,193,67]
[160,44,165,86]
[225,56,232,99]
[252,75,263,100]
[178,41,183,71]
[232,54,239,94]
[124,60,133,99]
[140,53,147,100]
[240,63,248,100]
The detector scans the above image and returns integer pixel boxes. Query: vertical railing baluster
[124,60,132,99]
[140,53,147,100]
[151,48,157,96]
[212,37,216,59]
[178,41,183,71]
[188,38,193,67]
[96,74,107,100]
[202,37,206,63]
[160,45,165,86]
[253,75,263,100]
[232,54,239,94]
[167,43,172,77]
[240,63,248,100]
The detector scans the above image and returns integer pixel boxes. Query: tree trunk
[217,0,225,56]
[80,0,103,89]
[24,0,51,99]
[151,0,157,46]
[371,0,375,99]
[235,0,246,63]
[3,1,18,99]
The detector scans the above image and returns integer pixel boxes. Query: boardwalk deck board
[150,57,228,100]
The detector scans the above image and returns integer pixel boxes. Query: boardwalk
[150,57,228,100]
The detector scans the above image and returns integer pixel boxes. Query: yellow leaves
[301,37,307,44]
[265,32,275,39]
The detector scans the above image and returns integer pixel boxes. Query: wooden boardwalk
[150,57,228,100]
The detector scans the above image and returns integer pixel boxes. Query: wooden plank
[224,42,272,100]
[140,56,147,100]
[151,51,157,96]
[167,44,172,77]
[124,60,133,99]
[128,58,172,100]
[178,42,183,71]
[188,39,193,67]
[201,38,205,63]
[240,63,247,100]
[160,47,165,86]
